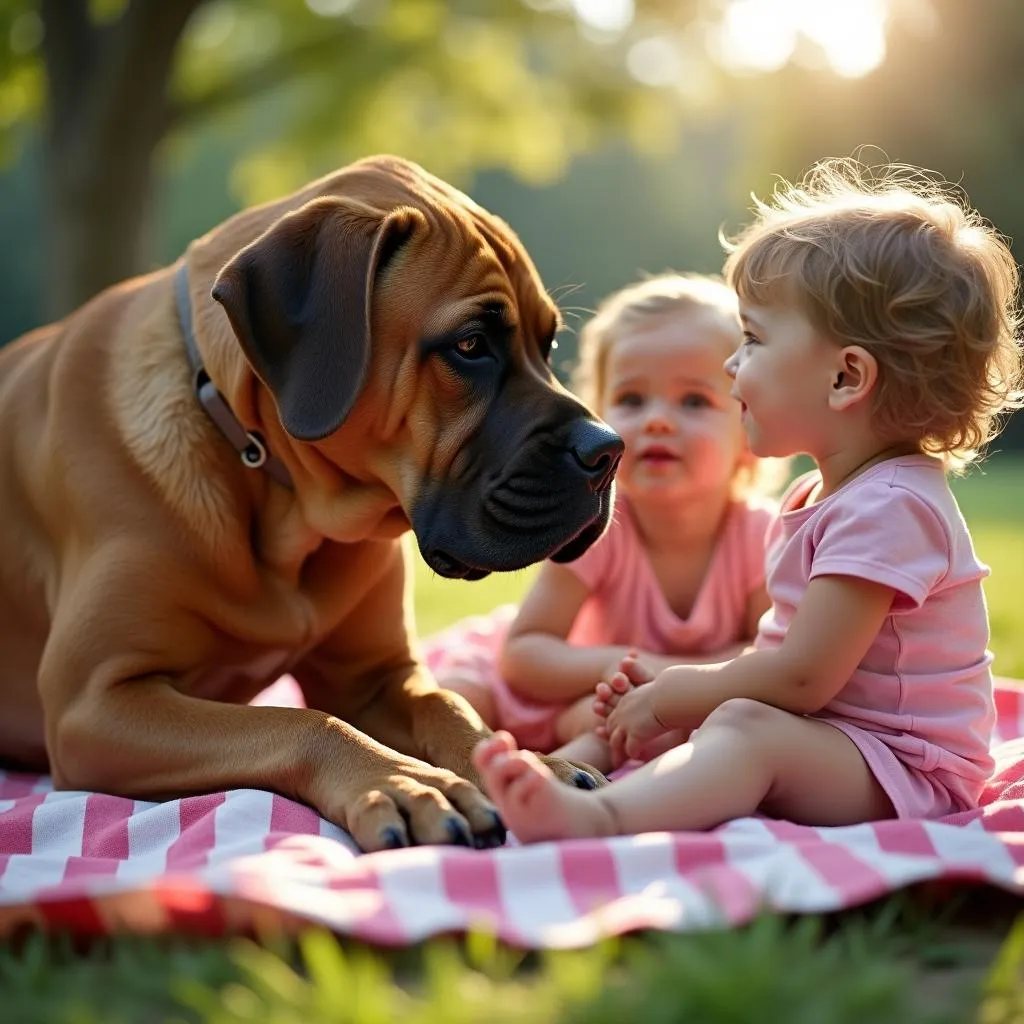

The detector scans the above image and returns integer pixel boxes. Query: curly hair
[723,158,1024,468]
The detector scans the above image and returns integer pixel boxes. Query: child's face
[599,313,747,504]
[725,296,838,459]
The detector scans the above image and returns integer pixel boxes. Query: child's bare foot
[472,732,618,843]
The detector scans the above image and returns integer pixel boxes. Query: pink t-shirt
[756,455,995,816]
[567,497,777,654]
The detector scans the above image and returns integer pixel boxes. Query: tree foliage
[0,0,704,314]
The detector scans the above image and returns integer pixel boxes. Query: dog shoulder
[107,275,241,545]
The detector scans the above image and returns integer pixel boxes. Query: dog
[0,155,623,852]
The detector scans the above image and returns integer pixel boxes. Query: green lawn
[3,457,1022,1023]
[950,460,1024,677]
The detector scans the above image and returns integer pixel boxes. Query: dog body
[0,156,622,850]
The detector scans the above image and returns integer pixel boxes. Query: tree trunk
[44,121,159,318]
[39,0,202,319]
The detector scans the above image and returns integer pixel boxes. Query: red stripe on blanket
[159,878,228,936]
[60,794,135,883]
[768,820,893,902]
[559,842,622,916]
[39,895,108,935]
[874,819,936,857]
[166,794,226,871]
[0,772,41,800]
[440,848,512,938]
[673,834,758,920]
[266,794,320,846]
[0,792,46,855]
[325,853,411,945]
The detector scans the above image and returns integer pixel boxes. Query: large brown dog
[0,155,622,852]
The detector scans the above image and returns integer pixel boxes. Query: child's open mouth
[639,446,680,464]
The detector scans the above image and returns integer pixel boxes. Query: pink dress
[756,456,995,817]
[425,498,777,751]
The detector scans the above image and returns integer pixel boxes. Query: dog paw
[540,755,608,790]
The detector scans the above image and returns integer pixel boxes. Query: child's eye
[681,393,711,409]
[613,392,643,408]
[742,332,761,347]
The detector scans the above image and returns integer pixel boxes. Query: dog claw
[381,826,408,849]
[477,809,507,848]
[572,770,599,790]
[446,817,473,846]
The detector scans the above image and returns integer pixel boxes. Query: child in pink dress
[431,274,783,773]
[473,158,1023,841]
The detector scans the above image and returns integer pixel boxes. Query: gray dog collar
[174,264,294,490]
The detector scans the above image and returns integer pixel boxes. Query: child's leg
[551,730,614,776]
[553,692,603,745]
[549,694,614,774]
[439,678,498,730]
[550,697,686,775]
[473,699,894,843]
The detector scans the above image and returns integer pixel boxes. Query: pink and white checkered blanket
[2,675,1024,947]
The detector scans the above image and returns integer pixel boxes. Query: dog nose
[569,420,624,493]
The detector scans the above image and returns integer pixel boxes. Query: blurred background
[0,0,1021,461]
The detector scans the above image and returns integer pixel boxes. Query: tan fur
[109,285,238,545]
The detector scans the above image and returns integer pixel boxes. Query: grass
[2,457,1022,1023]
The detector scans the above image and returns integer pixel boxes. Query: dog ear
[212,197,422,442]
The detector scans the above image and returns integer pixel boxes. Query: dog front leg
[44,673,506,851]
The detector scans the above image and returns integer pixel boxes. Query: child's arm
[499,562,634,703]
[604,575,895,759]
[651,574,895,729]
[743,583,770,642]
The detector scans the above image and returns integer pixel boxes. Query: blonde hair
[723,158,1024,469]
[573,273,787,498]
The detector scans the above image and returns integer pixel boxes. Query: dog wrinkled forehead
[330,156,561,337]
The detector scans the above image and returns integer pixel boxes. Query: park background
[1,2,1023,1021]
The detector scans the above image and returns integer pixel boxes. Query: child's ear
[828,345,878,412]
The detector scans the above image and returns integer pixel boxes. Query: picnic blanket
[2,673,1024,947]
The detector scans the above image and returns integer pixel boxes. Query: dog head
[211,155,622,578]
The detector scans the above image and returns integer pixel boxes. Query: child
[473,158,1024,841]
[433,274,782,773]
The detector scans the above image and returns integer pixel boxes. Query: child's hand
[594,655,664,764]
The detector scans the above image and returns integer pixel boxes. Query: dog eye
[453,333,489,360]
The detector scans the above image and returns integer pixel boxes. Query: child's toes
[491,750,535,788]
[507,766,547,808]
[610,672,631,693]
[472,731,518,772]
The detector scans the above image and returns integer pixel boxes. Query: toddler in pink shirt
[433,274,783,773]
[756,454,994,818]
[472,158,1023,842]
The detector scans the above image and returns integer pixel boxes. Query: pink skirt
[423,605,568,752]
